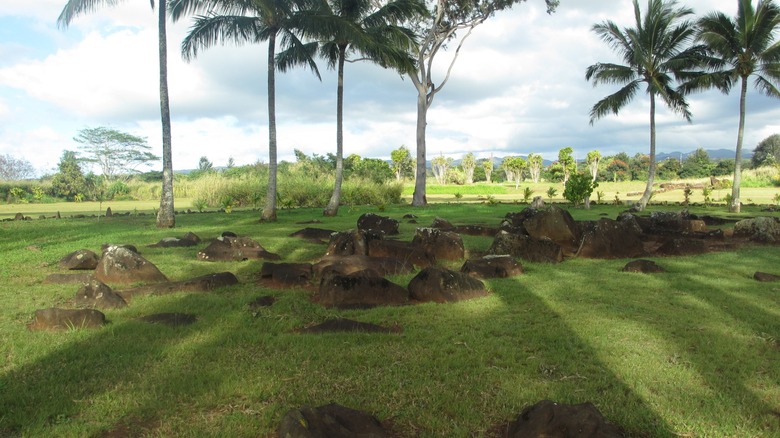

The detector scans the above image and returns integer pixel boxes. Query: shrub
[563,173,598,207]
[522,187,534,203]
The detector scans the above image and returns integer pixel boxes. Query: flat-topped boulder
[408,267,488,303]
[148,232,201,248]
[488,231,563,264]
[317,272,409,308]
[461,255,523,279]
[290,227,337,244]
[522,205,581,249]
[279,404,391,438]
[58,249,99,270]
[325,229,372,256]
[734,216,780,243]
[258,262,313,288]
[95,245,168,285]
[367,239,434,268]
[578,218,645,259]
[357,212,399,235]
[28,308,106,331]
[412,228,465,261]
[197,235,280,261]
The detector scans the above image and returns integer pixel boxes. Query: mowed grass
[1,204,779,437]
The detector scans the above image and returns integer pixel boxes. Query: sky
[1,0,778,177]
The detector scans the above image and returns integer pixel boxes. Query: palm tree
[586,0,703,211]
[682,0,780,213]
[279,0,423,216]
[59,0,176,228]
[170,0,320,221]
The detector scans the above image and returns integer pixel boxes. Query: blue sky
[1,0,779,176]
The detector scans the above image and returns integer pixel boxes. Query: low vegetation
[0,204,778,436]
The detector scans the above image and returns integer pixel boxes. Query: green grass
[1,204,779,437]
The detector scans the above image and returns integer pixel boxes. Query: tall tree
[482,154,494,183]
[281,0,423,216]
[461,152,477,184]
[0,154,35,181]
[390,145,414,180]
[408,0,558,206]
[586,0,702,210]
[73,127,159,181]
[683,0,780,212]
[170,0,321,221]
[557,146,576,184]
[58,0,176,227]
[527,153,543,183]
[586,150,601,182]
[502,156,527,189]
[752,133,780,168]
[431,154,451,184]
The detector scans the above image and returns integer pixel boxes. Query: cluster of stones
[278,400,623,437]
[31,233,240,331]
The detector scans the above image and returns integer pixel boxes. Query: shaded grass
[1,204,779,437]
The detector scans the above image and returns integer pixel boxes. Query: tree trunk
[730,76,748,213]
[638,92,657,210]
[156,0,175,228]
[412,90,428,206]
[262,32,278,221]
[324,46,346,217]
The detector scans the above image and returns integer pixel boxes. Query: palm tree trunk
[638,92,657,210]
[730,77,748,213]
[262,32,278,221]
[156,0,175,228]
[324,46,346,217]
[412,89,428,206]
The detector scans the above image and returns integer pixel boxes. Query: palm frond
[58,0,127,29]
[585,63,636,85]
[754,74,780,98]
[589,80,640,124]
[181,14,265,61]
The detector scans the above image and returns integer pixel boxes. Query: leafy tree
[557,147,576,184]
[390,145,414,181]
[481,154,494,183]
[226,156,236,168]
[351,157,393,184]
[198,156,214,172]
[72,127,159,181]
[712,159,736,176]
[586,0,702,210]
[752,133,780,168]
[59,0,176,227]
[563,172,599,208]
[51,151,86,200]
[658,157,682,180]
[431,155,451,184]
[630,153,650,180]
[679,147,713,178]
[585,150,601,182]
[527,153,543,183]
[606,157,630,182]
[682,0,780,212]
[170,0,321,221]
[502,156,527,189]
[283,0,422,216]
[409,0,559,206]
[461,152,477,184]
[0,154,35,181]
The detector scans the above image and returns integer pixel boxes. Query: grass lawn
[1,203,779,437]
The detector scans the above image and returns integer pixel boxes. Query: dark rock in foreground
[279,403,390,438]
[258,262,313,288]
[148,232,201,248]
[506,400,623,438]
[489,230,563,264]
[73,279,127,310]
[318,272,409,308]
[138,313,197,327]
[314,255,414,278]
[357,212,399,235]
[754,271,780,282]
[197,236,280,262]
[95,245,168,285]
[28,308,106,331]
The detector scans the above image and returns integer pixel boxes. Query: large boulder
[408,267,488,303]
[461,255,523,279]
[754,271,780,282]
[367,239,435,268]
[73,279,127,310]
[649,210,707,233]
[506,400,623,438]
[577,218,645,259]
[290,228,337,244]
[314,255,415,278]
[325,229,371,257]
[357,213,399,235]
[488,231,563,264]
[28,308,106,331]
[317,272,409,308]
[522,205,581,249]
[58,249,99,270]
[278,404,390,438]
[258,262,313,288]
[734,216,780,243]
[412,228,465,262]
[95,245,168,285]
[197,236,280,261]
